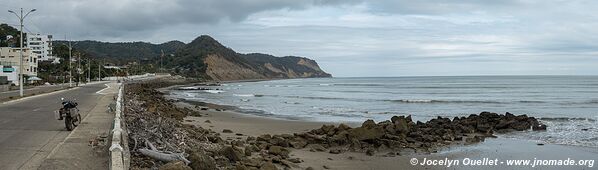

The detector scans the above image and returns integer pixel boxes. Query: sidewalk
[34,82,119,170]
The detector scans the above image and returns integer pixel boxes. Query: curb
[110,83,129,170]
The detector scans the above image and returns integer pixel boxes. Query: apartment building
[0,47,38,85]
[27,33,57,63]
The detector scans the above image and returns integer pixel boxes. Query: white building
[27,33,57,63]
[0,47,38,85]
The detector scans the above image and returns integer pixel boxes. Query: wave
[386,99,504,104]
[539,117,596,122]
[178,86,200,90]
[503,117,598,148]
[233,94,255,97]
[203,90,225,94]
[517,100,547,103]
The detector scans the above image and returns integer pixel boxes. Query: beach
[118,77,598,170]
[173,100,598,170]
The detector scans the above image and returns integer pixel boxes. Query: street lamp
[8,8,36,97]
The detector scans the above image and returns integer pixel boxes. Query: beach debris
[138,139,190,165]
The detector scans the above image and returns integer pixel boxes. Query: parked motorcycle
[55,98,81,131]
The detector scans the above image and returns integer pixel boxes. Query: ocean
[170,76,598,147]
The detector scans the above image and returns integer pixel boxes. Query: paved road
[0,84,71,102]
[0,83,108,170]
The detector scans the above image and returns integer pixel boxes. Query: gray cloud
[1,0,597,76]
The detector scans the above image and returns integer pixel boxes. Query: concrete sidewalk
[33,82,119,170]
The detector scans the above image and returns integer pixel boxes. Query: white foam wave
[203,90,225,94]
[233,94,255,97]
[179,86,199,90]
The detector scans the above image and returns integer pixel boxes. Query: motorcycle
[54,98,81,131]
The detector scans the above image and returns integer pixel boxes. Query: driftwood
[139,139,190,164]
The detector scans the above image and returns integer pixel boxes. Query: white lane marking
[96,83,117,94]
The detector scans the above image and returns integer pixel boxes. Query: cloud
[1,0,597,76]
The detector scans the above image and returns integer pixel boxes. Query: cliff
[167,35,332,81]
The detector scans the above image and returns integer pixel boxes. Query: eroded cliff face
[204,54,267,81]
[173,35,332,81]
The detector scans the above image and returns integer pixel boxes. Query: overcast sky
[1,0,597,77]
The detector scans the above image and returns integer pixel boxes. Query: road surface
[0,84,71,102]
[0,83,108,170]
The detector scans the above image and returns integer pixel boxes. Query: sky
[1,0,597,77]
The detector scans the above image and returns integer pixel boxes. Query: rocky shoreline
[124,78,547,170]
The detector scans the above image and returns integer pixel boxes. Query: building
[26,34,57,63]
[0,47,38,85]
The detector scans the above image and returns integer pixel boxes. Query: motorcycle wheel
[65,117,74,131]
[73,113,82,127]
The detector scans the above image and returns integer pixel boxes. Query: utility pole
[160,49,164,73]
[98,60,101,81]
[87,59,91,83]
[8,8,36,97]
[77,53,80,86]
[68,38,72,87]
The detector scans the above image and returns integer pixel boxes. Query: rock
[269,136,290,147]
[465,136,483,144]
[305,167,315,170]
[337,123,351,131]
[257,134,272,142]
[320,125,336,134]
[323,165,331,169]
[159,161,192,170]
[289,139,308,149]
[347,127,385,141]
[495,119,516,129]
[189,151,217,170]
[260,162,278,170]
[476,123,493,133]
[288,158,302,163]
[307,144,326,152]
[361,119,377,128]
[329,148,342,154]
[220,146,244,163]
[365,149,375,156]
[236,164,250,170]
[223,129,234,133]
[532,124,547,131]
[268,146,289,157]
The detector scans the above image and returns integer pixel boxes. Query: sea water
[170,76,598,147]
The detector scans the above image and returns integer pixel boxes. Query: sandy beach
[175,101,598,170]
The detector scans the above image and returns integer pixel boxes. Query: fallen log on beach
[138,139,190,164]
